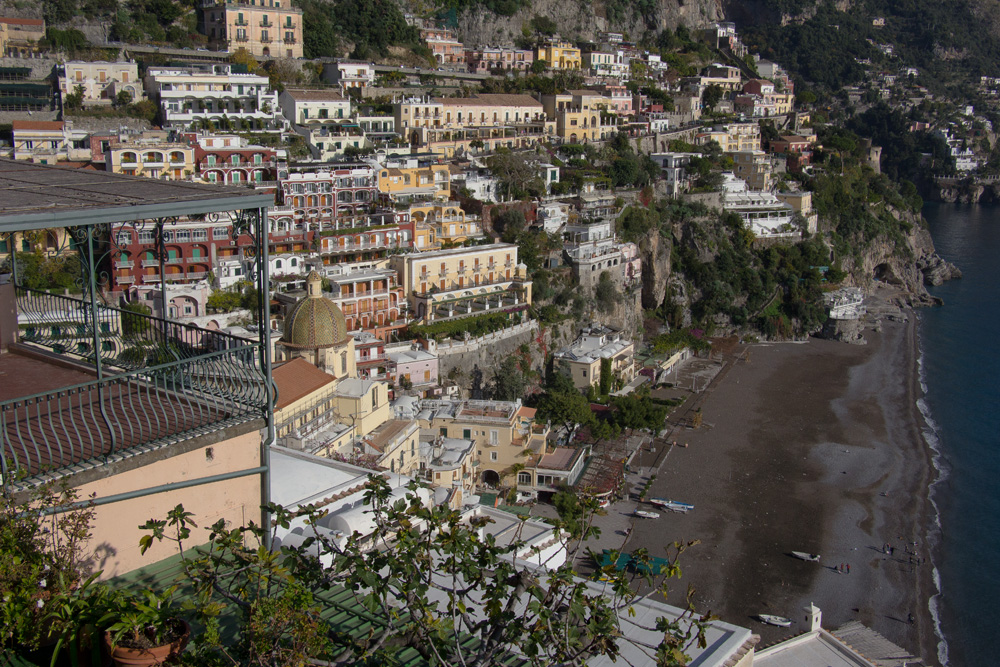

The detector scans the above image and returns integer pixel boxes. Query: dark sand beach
[629,313,939,663]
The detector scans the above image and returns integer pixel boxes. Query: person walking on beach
[847,563,851,574]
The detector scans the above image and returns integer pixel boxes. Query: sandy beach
[627,312,940,663]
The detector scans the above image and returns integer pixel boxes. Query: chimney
[803,602,821,632]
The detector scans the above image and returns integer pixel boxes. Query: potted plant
[101,587,190,667]
[1,481,96,662]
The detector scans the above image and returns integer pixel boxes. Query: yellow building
[378,161,451,201]
[732,150,772,191]
[58,61,143,107]
[536,40,581,70]
[541,90,618,143]
[12,121,91,164]
[389,243,531,323]
[696,122,761,153]
[0,17,45,57]
[395,94,553,156]
[554,325,636,392]
[200,0,304,59]
[409,200,482,244]
[413,399,548,488]
[107,140,196,180]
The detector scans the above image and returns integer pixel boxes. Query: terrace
[0,159,274,491]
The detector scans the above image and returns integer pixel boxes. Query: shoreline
[629,306,941,663]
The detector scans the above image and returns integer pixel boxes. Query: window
[213,227,229,240]
[192,229,208,242]
[116,231,132,245]
[518,472,531,484]
[490,452,498,462]
[176,230,190,243]
[138,230,155,244]
[489,430,498,445]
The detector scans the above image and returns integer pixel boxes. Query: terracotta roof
[285,88,347,102]
[272,357,336,410]
[12,121,63,131]
[0,17,44,26]
[438,94,542,108]
[516,406,536,419]
[363,419,413,453]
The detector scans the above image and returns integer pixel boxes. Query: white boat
[790,551,821,562]
[758,614,792,627]
[649,498,694,513]
[634,510,660,519]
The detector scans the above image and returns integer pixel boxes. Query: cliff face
[638,230,671,310]
[842,210,961,305]
[455,0,721,48]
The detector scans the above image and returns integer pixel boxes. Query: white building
[721,173,797,238]
[537,202,569,234]
[145,64,283,132]
[650,152,692,196]
[279,88,352,126]
[936,129,980,172]
[322,61,376,91]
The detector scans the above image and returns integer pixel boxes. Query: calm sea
[920,202,1000,667]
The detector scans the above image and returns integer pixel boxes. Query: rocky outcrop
[638,231,671,309]
[841,211,957,306]
[818,317,867,345]
[454,0,721,49]
[590,287,644,339]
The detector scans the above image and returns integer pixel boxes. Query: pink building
[420,27,464,65]
[386,343,438,388]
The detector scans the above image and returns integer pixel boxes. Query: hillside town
[0,4,971,666]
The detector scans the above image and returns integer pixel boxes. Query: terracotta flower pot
[103,619,190,667]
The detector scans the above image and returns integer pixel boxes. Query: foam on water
[916,322,950,665]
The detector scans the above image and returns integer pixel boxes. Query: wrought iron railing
[16,287,254,373]
[0,345,267,486]
[2,288,269,487]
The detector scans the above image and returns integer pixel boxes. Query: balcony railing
[5,288,268,487]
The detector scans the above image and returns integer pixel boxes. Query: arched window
[518,472,531,484]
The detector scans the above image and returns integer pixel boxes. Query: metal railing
[1,345,266,486]
[4,288,268,486]
[16,288,256,374]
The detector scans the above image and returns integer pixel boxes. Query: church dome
[280,271,350,349]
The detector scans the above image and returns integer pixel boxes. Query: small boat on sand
[790,551,821,562]
[634,510,660,519]
[758,614,792,627]
[649,498,694,513]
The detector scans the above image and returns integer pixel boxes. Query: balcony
[117,275,135,284]
[234,19,248,26]
[259,20,271,26]
[142,259,160,268]
[6,287,267,488]
[115,260,133,269]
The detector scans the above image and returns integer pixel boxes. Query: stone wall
[435,320,541,381]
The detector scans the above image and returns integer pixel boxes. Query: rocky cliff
[637,229,671,310]
[453,0,721,48]
[841,210,960,305]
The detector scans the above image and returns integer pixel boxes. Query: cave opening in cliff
[873,262,901,285]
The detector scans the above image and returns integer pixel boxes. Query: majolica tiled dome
[280,271,349,349]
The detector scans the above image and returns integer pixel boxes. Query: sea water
[920,202,1000,667]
